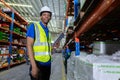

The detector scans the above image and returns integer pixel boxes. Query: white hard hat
[40,6,52,16]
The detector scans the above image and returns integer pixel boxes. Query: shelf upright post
[74,0,80,19]
[75,33,80,56]
[8,10,14,68]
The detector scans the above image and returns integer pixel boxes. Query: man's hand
[31,65,39,79]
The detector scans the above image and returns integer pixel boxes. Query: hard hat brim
[40,11,52,16]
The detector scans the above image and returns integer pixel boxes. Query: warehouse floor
[0,53,66,80]
[0,64,30,80]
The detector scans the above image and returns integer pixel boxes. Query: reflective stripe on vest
[33,22,51,62]
[34,42,48,46]
[34,52,50,55]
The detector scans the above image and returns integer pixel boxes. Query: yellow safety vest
[33,22,51,62]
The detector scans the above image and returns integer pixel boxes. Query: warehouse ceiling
[2,0,67,34]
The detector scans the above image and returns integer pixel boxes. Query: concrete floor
[0,53,66,80]
[50,53,66,80]
[0,64,30,80]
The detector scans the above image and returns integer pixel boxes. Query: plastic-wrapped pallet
[74,52,89,80]
[74,54,120,80]
[74,55,95,80]
[67,51,88,80]
[67,52,76,80]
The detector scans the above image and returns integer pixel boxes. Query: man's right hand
[31,66,39,79]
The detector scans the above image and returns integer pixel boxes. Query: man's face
[40,12,51,24]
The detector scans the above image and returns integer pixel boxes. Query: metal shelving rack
[64,0,120,55]
[0,0,28,69]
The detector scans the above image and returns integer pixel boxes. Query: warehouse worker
[27,6,52,80]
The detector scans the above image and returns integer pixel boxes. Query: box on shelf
[13,39,18,44]
[21,25,26,29]
[2,8,11,12]
[0,31,9,41]
[20,39,26,44]
[18,49,25,54]
[13,27,21,34]
[1,23,9,27]
[0,46,9,54]
[93,41,120,55]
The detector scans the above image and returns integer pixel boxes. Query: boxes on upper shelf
[13,27,21,34]
[2,8,11,12]
[0,46,9,54]
[0,31,9,41]
[93,41,120,55]
[1,23,9,30]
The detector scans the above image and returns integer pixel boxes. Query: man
[27,6,52,80]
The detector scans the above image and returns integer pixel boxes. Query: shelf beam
[0,54,10,56]
[75,0,120,38]
[0,10,27,32]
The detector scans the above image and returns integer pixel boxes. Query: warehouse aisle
[50,53,66,80]
[0,53,66,80]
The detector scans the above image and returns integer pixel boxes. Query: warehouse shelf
[0,27,26,39]
[0,0,28,69]
[12,43,26,47]
[64,0,120,48]
[0,0,28,25]
[0,54,10,56]
[74,0,100,27]
[0,64,8,69]
[12,31,26,39]
[0,10,12,21]
[0,60,26,70]
[75,0,120,37]
[66,0,74,16]
[0,40,9,45]
[0,27,10,33]
[13,22,27,32]
[0,10,27,32]
[11,60,26,65]
[3,11,27,25]
[0,40,26,47]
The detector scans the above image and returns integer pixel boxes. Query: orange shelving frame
[0,10,27,32]
[0,0,28,25]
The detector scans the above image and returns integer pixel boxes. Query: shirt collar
[40,21,49,32]
[40,21,47,29]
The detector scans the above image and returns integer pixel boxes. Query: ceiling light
[52,13,55,15]
[27,20,38,23]
[0,2,33,8]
